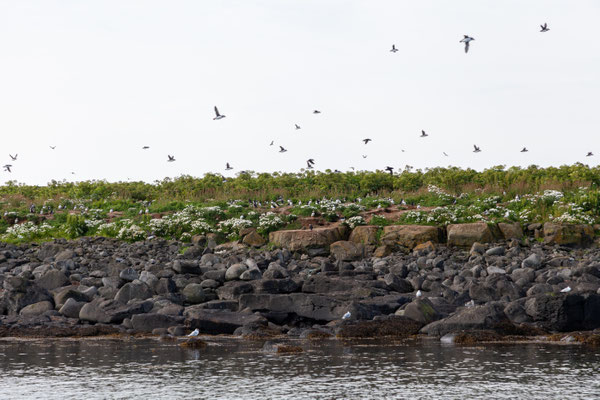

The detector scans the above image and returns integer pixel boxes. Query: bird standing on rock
[188,328,200,337]
[342,311,351,320]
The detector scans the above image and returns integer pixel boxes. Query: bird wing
[214,106,220,116]
[465,41,470,53]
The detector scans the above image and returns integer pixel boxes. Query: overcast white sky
[0,1,599,185]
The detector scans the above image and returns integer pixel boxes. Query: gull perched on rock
[560,286,572,293]
[188,328,200,337]
[460,35,475,53]
[473,145,481,153]
[167,155,176,162]
[416,290,422,298]
[279,146,287,153]
[342,311,351,320]
[390,44,398,53]
[465,299,475,308]
[540,23,549,32]
[213,106,225,120]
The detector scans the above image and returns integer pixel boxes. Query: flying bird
[167,155,176,162]
[307,158,315,166]
[473,145,481,153]
[540,23,549,32]
[390,44,398,53]
[226,162,233,170]
[521,147,528,152]
[362,155,367,158]
[279,146,287,153]
[306,161,314,169]
[443,152,449,157]
[385,166,394,175]
[269,140,274,146]
[363,138,372,145]
[420,130,428,138]
[313,110,321,114]
[586,152,594,157]
[142,146,149,150]
[460,35,475,53]
[49,146,56,150]
[295,124,301,130]
[213,106,225,120]
[9,154,17,161]
[3,164,12,172]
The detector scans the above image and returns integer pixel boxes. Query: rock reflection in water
[0,338,599,399]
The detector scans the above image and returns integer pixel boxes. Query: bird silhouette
[362,155,367,158]
[49,146,56,150]
[142,146,150,150]
[279,146,287,153]
[473,145,481,153]
[295,124,301,130]
[521,147,528,152]
[306,160,314,169]
[390,44,398,53]
[167,155,176,162]
[540,23,549,32]
[313,110,321,114]
[9,154,17,161]
[443,152,449,157]
[385,166,394,175]
[226,162,233,170]
[3,164,12,172]
[269,140,274,146]
[420,130,428,138]
[460,35,475,53]
[213,106,225,120]
[363,138,372,144]
[586,152,594,157]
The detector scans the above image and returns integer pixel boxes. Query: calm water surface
[0,337,598,399]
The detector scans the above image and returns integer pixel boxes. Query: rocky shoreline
[1,222,600,345]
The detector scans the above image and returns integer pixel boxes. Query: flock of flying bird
[2,23,596,178]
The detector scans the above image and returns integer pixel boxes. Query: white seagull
[460,35,475,53]
[213,106,225,120]
[188,328,200,337]
[560,286,572,293]
[342,311,351,320]
[416,290,422,298]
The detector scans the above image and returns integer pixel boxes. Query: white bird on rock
[188,328,200,337]
[416,290,422,298]
[342,311,351,320]
[560,286,572,293]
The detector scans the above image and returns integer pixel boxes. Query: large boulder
[543,223,594,247]
[35,270,70,291]
[182,283,208,304]
[0,284,52,316]
[399,298,442,324]
[330,241,365,261]
[421,302,509,336]
[242,230,266,247]
[131,313,184,333]
[497,222,524,240]
[184,307,267,334]
[349,226,380,245]
[268,225,349,252]
[524,293,600,331]
[447,223,495,247]
[114,281,153,304]
[381,225,442,249]
[19,300,54,317]
[239,293,347,322]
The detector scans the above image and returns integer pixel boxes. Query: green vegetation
[0,164,599,243]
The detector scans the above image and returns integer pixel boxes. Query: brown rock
[268,225,349,252]
[242,230,266,247]
[330,241,365,261]
[413,241,436,254]
[349,225,380,245]
[543,223,595,247]
[497,222,524,240]
[381,225,442,249]
[374,245,393,258]
[447,222,495,247]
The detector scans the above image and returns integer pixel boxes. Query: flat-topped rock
[381,225,442,249]
[543,223,595,247]
[349,225,380,245]
[447,222,495,247]
[268,225,349,252]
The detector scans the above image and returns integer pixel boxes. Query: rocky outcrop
[330,241,366,261]
[380,225,442,249]
[349,225,380,245]
[447,222,495,247]
[543,223,595,247]
[269,225,349,252]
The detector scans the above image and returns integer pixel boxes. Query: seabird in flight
[3,164,12,172]
[9,154,17,161]
[313,110,321,114]
[540,23,549,32]
[167,155,176,162]
[279,146,287,153]
[460,35,475,53]
[521,147,528,152]
[385,166,394,175]
[363,138,372,145]
[226,162,233,170]
[420,130,428,138]
[586,152,594,157]
[295,124,301,130]
[390,44,398,53]
[213,106,225,120]
[473,145,481,153]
